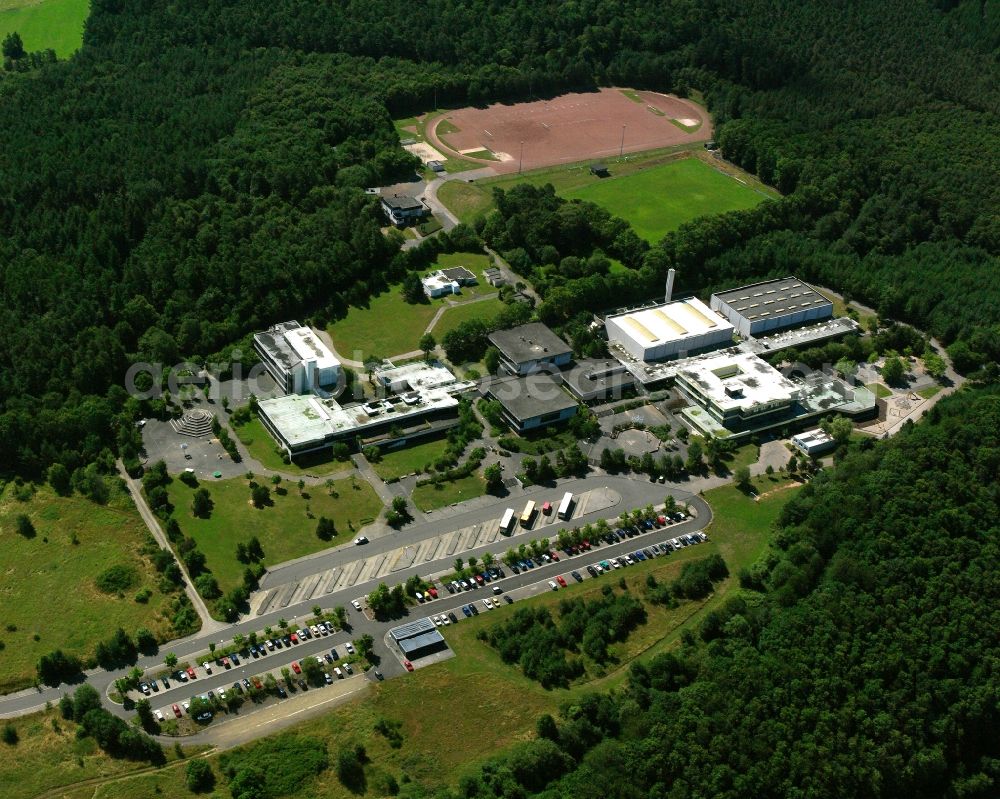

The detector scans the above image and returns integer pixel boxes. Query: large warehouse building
[710,277,833,338]
[605,298,734,362]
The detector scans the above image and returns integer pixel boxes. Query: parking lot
[253,486,618,616]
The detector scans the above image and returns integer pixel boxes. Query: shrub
[95,564,139,594]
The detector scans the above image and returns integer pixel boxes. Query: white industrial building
[606,297,734,362]
[791,428,837,456]
[710,277,833,338]
[253,321,341,395]
[373,361,475,395]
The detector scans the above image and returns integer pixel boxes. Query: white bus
[557,492,574,520]
[520,500,536,527]
[499,508,517,535]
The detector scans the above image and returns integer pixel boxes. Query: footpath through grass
[0,0,89,57]
[166,474,382,594]
[0,484,178,693]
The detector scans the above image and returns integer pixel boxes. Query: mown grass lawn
[371,437,452,481]
[0,484,178,693]
[561,158,768,242]
[327,252,495,361]
[166,475,383,594]
[866,382,892,399]
[439,153,773,239]
[232,416,352,477]
[411,473,487,511]
[434,297,506,339]
[0,0,89,57]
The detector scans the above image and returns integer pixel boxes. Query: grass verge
[411,473,487,511]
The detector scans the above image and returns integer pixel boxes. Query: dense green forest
[0,0,998,481]
[402,388,1000,799]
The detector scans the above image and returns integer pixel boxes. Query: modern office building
[791,428,837,456]
[710,277,833,338]
[253,321,341,395]
[484,373,579,433]
[488,323,573,375]
[605,298,734,362]
[560,359,637,402]
[381,194,431,226]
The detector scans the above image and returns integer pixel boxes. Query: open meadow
[0,483,178,692]
[0,0,89,57]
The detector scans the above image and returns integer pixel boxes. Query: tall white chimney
[665,268,676,303]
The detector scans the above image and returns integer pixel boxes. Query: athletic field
[562,157,769,242]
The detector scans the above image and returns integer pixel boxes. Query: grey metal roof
[389,617,436,642]
[561,359,636,398]
[487,373,579,422]
[488,323,571,366]
[712,277,832,322]
[253,320,304,370]
[398,630,446,654]
[382,194,424,211]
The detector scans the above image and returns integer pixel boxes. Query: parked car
[172,703,182,718]
[571,570,583,582]
[403,660,414,672]
[242,678,251,690]
[549,580,558,591]
[290,633,299,644]
[330,647,338,659]
[230,653,240,666]
[374,669,384,681]
[252,677,263,689]
[354,536,369,545]
[324,673,333,684]
[462,605,472,617]
[343,662,353,674]
[324,653,334,663]
[291,661,301,674]
[448,611,459,623]
[161,676,170,689]
[222,657,230,669]
[542,501,552,515]
[483,598,493,609]
[427,586,438,599]
[186,666,197,679]
[587,565,599,577]
[352,599,362,611]
[345,642,355,654]
[492,585,503,595]
[139,683,150,695]
[556,575,567,587]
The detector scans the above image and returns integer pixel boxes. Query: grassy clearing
[620,88,643,103]
[561,157,768,242]
[436,119,460,135]
[0,484,178,692]
[165,475,382,594]
[0,707,202,799]
[726,443,760,473]
[0,0,89,57]
[668,116,701,132]
[232,416,352,477]
[371,437,452,480]
[917,384,942,399]
[866,382,892,399]
[411,472,487,511]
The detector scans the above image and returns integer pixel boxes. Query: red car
[403,660,414,672]
[581,540,591,551]
[556,575,567,588]
[542,501,552,515]
[186,666,196,679]
[291,661,302,674]
[474,574,484,585]
[222,657,230,669]
[426,586,438,599]
[172,703,182,718]
[252,677,263,689]
[290,632,299,644]
[549,551,560,562]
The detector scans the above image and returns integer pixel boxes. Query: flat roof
[284,327,339,371]
[389,617,436,642]
[712,277,832,322]
[258,388,459,447]
[398,630,446,654]
[677,351,797,413]
[561,359,636,397]
[488,323,571,365]
[382,194,424,210]
[374,361,474,394]
[793,428,833,447]
[607,297,733,349]
[439,266,476,282]
[487,373,578,422]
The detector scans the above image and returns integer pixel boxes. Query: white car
[345,642,355,654]
[442,614,451,625]
[549,580,558,590]
[182,701,190,713]
[310,625,320,637]
[433,616,443,626]
[204,662,213,674]
[354,536,368,545]
[483,598,493,609]
[343,662,353,674]
[154,709,164,722]
[352,599,362,611]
